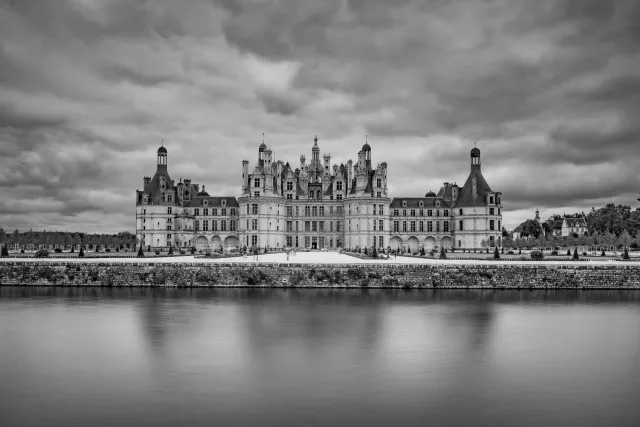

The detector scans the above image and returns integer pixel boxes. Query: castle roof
[455,166,493,208]
[564,217,587,227]
[390,197,449,209]
[186,196,239,208]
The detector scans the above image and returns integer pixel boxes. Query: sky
[1,0,639,233]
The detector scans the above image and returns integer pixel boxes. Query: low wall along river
[1,262,640,289]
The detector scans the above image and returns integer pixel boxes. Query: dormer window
[419,201,424,207]
[222,200,227,207]
[402,200,407,208]
[204,200,208,207]
[436,201,440,207]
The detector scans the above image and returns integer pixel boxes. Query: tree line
[0,229,138,250]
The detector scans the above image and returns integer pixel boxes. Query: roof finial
[262,132,264,144]
[162,138,164,147]
[474,141,477,148]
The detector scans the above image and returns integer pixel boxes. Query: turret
[471,146,481,169]
[311,135,320,164]
[362,139,371,169]
[323,153,331,175]
[300,154,306,171]
[143,176,151,188]
[332,164,338,176]
[157,145,167,170]
[242,160,249,193]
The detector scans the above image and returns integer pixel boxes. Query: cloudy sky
[1,0,639,233]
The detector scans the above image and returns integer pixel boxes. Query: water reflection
[1,287,640,427]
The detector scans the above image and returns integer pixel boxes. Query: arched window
[312,206,318,216]
[310,191,314,199]
[319,206,325,217]
[317,190,322,199]
[305,206,311,216]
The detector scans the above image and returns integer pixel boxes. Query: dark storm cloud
[1,0,640,232]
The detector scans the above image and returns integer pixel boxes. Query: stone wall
[1,262,640,289]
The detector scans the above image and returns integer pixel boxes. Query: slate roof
[564,217,587,227]
[390,197,450,209]
[454,166,494,208]
[186,196,239,208]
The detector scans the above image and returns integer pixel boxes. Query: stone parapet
[1,262,640,289]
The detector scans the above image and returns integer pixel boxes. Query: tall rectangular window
[230,220,236,231]
[312,221,318,232]
[203,208,208,216]
[377,178,381,188]
[393,221,399,232]
[195,208,200,216]
[221,220,227,231]
[252,204,258,215]
[213,208,218,216]
[489,208,495,215]
[393,209,399,216]
[444,221,449,232]
[336,221,341,232]
[212,220,218,231]
[336,181,342,191]
[254,178,261,188]
[419,221,424,232]
[251,219,258,230]
[459,220,464,231]
[427,221,433,232]
[319,221,324,232]
[490,220,495,231]
[379,220,383,231]
[287,181,293,191]
[251,235,258,246]
[305,221,310,232]
[203,220,208,231]
[410,209,415,217]
[167,207,172,214]
[410,221,416,232]
[436,221,440,232]
[378,205,383,215]
[427,210,433,217]
[402,221,407,232]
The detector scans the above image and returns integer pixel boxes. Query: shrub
[105,248,111,252]
[372,246,377,258]
[20,249,25,253]
[582,252,587,256]
[191,247,196,254]
[530,251,544,261]
[70,246,75,253]
[79,246,85,257]
[507,250,514,255]
[493,246,500,260]
[137,244,144,258]
[264,247,268,254]
[168,246,174,255]
[179,249,186,255]
[1,245,8,257]
[566,249,571,256]
[572,248,579,261]
[438,246,447,259]
[364,247,368,255]
[601,250,606,257]
[116,247,119,252]
[623,247,630,260]
[54,248,62,253]
[155,250,160,255]
[551,250,558,256]
[34,249,49,258]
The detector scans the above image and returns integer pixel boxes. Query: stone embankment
[1,262,640,289]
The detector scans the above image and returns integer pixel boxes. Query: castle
[136,138,503,252]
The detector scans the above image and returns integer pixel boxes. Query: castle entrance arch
[424,236,436,250]
[440,236,453,249]
[224,236,239,249]
[389,236,403,251]
[195,236,208,252]
[210,236,222,251]
[407,236,419,253]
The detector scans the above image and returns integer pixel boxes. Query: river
[1,287,639,426]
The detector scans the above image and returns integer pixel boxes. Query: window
[195,220,200,231]
[254,178,261,188]
[378,220,383,231]
[498,220,501,230]
[319,221,324,232]
[254,192,260,197]
[251,235,258,246]
[230,208,236,216]
[167,234,171,241]
[490,196,494,204]
[252,204,258,215]
[312,221,318,232]
[203,220,208,231]
[312,206,318,216]
[287,194,293,199]
[212,220,218,231]
[377,178,381,188]
[336,181,343,191]
[444,210,449,217]
[373,204,377,215]
[378,205,383,215]
[296,221,299,231]
[393,221,399,232]
[286,206,293,216]
[220,208,225,216]
[498,208,501,215]
[393,209,399,216]
[168,194,173,203]
[287,182,293,191]
[336,194,342,200]
[436,221,440,232]
[319,206,324,216]
[459,209,463,215]
[203,208,208,216]
[310,191,314,199]
[427,221,433,232]
[305,206,311,216]
[373,220,376,231]
[402,221,407,232]
[436,210,440,217]
[195,208,200,216]
[221,220,227,231]
[286,221,292,232]
[490,208,495,215]
[251,219,258,230]
[305,221,310,232]
[419,221,424,232]
[230,220,236,231]
[377,192,381,198]
[410,209,415,217]
[444,221,449,232]
[330,221,334,232]
[419,209,423,217]
[167,207,172,214]
[427,210,433,217]
[379,236,384,247]
[336,221,341,232]
[459,220,464,231]
[337,206,343,215]
[403,209,407,217]
[167,225,172,231]
[212,208,217,216]
[410,221,416,232]
[246,204,250,214]
[490,220,495,231]
[286,236,293,247]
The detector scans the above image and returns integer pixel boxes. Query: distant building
[561,217,588,237]
[512,209,545,240]
[135,140,503,251]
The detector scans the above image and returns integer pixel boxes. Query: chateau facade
[136,139,503,252]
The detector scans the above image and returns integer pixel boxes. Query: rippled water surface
[1,287,640,427]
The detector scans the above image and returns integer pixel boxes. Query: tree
[493,246,500,260]
[439,246,447,259]
[618,230,633,250]
[420,246,425,256]
[572,247,579,261]
[372,246,377,258]
[623,247,630,260]
[480,239,486,250]
[168,245,174,255]
[1,244,8,257]
[78,246,85,257]
[137,244,144,258]
[515,219,544,239]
